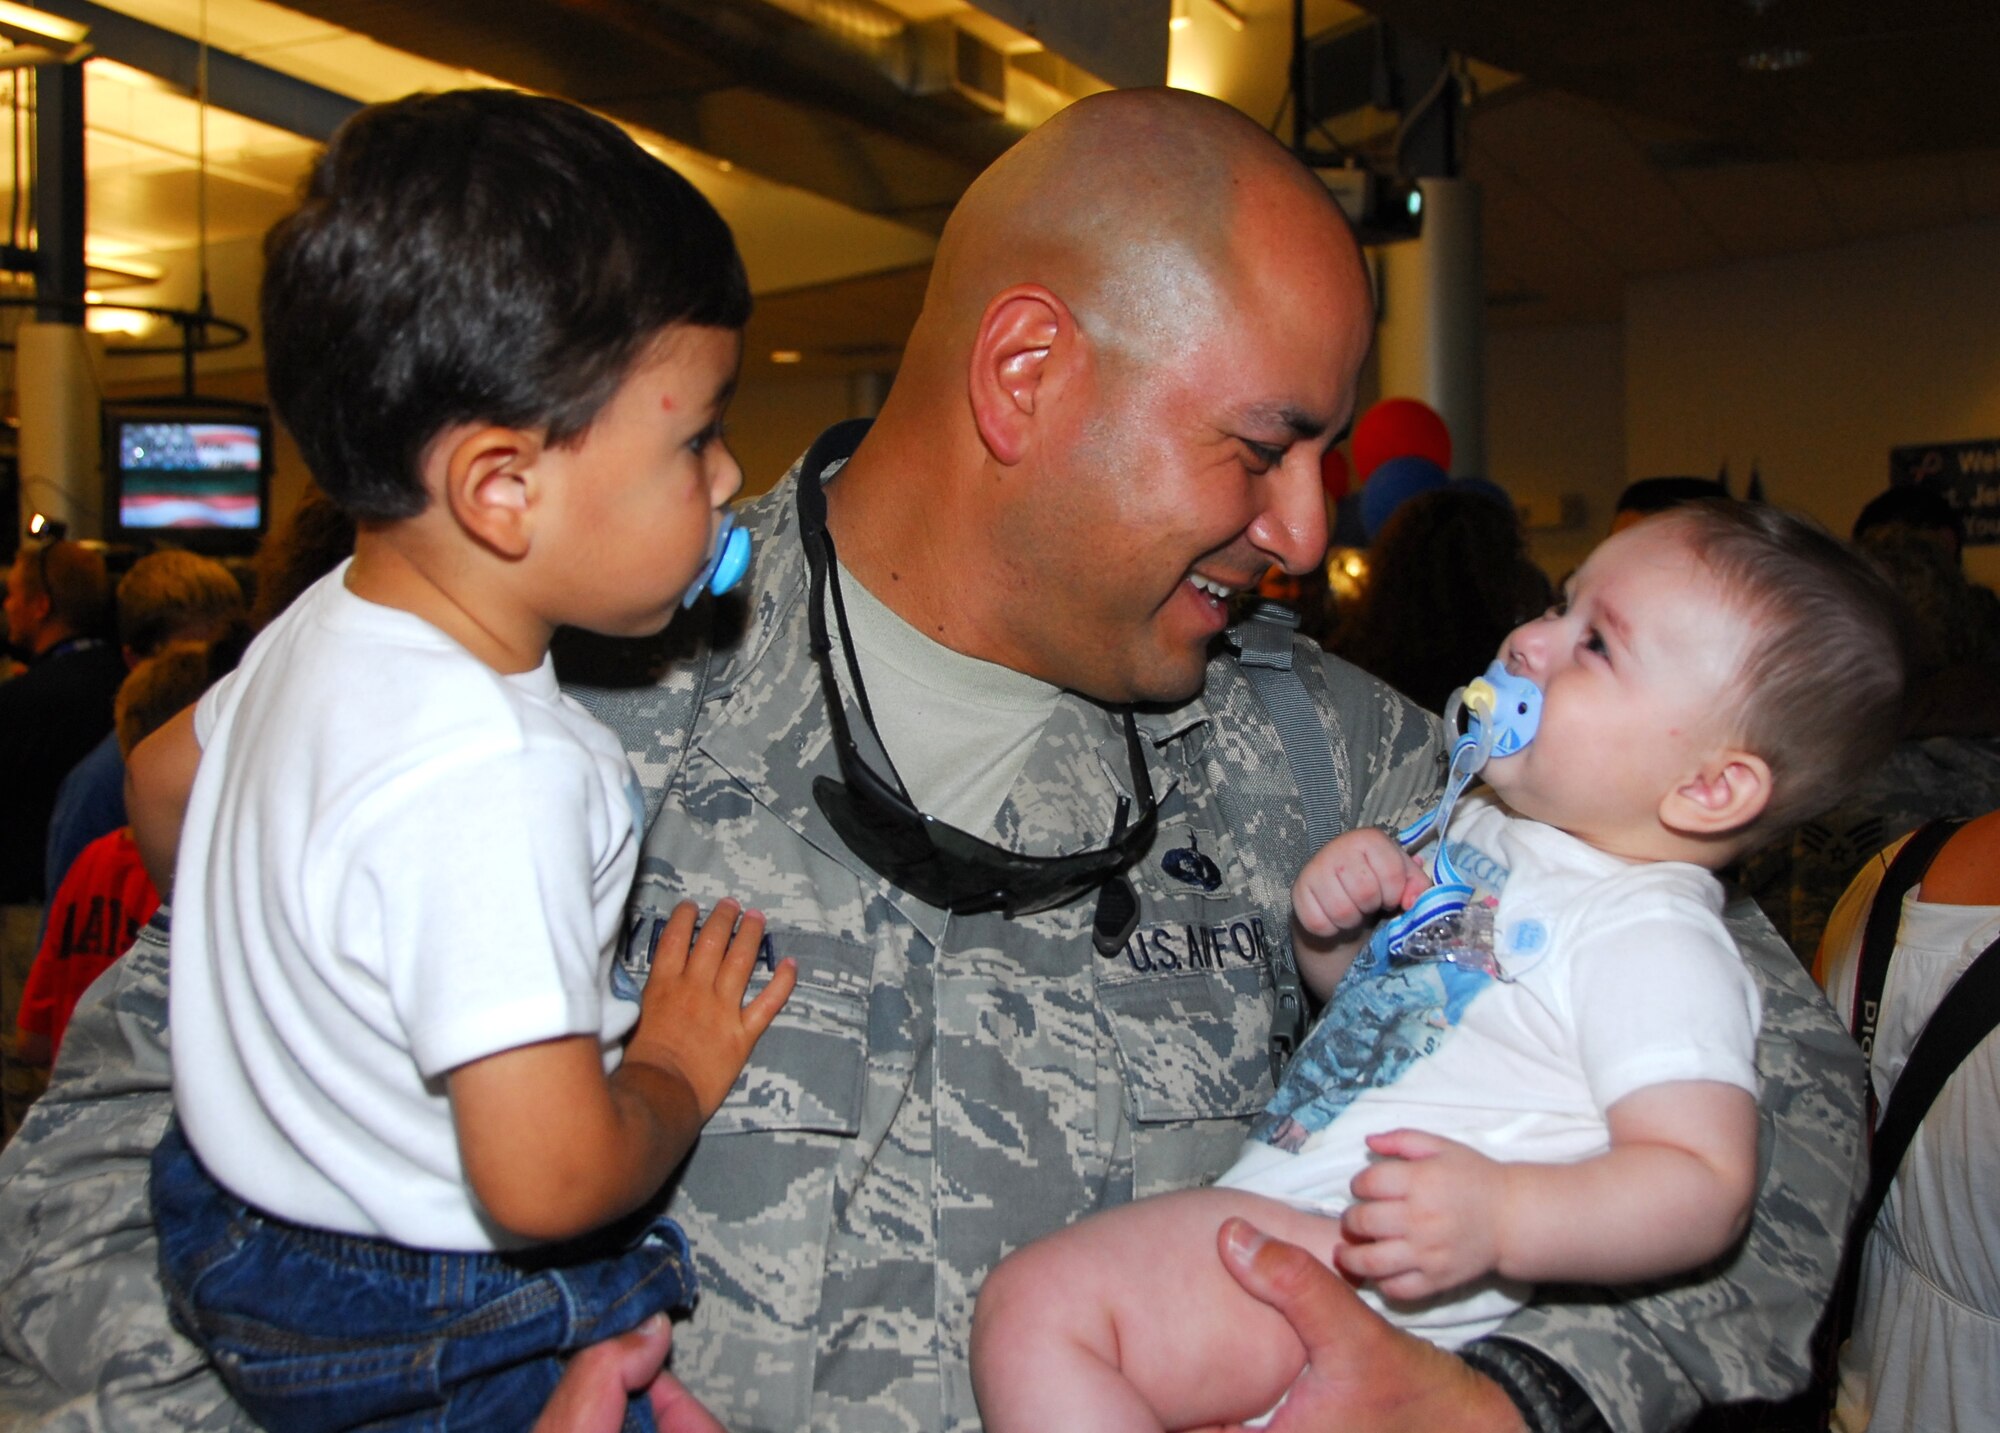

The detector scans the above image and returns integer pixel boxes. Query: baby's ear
[436,425,543,560]
[1660,749,1772,837]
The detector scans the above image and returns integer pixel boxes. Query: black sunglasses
[797,467,1159,922]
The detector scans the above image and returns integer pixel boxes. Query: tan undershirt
[834,561,1060,836]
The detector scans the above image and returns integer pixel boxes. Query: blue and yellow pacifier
[1382,661,1543,966]
[683,511,752,608]
[1451,662,1543,763]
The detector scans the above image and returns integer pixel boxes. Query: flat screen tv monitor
[103,401,271,553]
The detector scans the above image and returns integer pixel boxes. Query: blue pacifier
[683,511,752,608]
[1453,661,1543,763]
[1381,661,1543,971]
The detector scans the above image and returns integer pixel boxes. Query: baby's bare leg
[970,1186,1348,1433]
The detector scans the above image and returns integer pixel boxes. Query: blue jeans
[151,1120,696,1432]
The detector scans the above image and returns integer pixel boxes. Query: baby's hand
[626,900,796,1122]
[1291,828,1430,940]
[1335,1130,1506,1301]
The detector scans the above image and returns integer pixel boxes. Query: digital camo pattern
[1489,898,1869,1432]
[0,447,1863,1433]
[584,465,1449,1433]
[0,913,247,1432]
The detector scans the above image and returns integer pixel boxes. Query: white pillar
[1373,177,1485,478]
[15,321,105,538]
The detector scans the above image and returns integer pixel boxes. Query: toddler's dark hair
[262,89,751,522]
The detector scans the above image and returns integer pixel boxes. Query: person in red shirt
[16,640,224,1066]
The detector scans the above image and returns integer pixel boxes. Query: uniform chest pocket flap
[1097,956,1276,1125]
[645,923,871,1138]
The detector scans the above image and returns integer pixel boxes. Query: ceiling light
[85,255,164,289]
[85,56,181,94]
[0,1,88,67]
[1169,0,1190,32]
[83,299,151,337]
[810,0,902,44]
[771,350,803,364]
[0,2,86,47]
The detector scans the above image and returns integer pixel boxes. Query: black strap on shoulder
[1849,819,1963,1064]
[1828,817,2000,1350]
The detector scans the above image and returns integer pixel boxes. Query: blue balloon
[1361,455,1450,540]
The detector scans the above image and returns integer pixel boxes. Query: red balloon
[1351,397,1451,482]
[1319,446,1350,500]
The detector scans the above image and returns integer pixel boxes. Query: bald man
[593,89,1854,1431]
[0,89,1859,1433]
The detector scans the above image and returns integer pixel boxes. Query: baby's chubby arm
[1337,1080,1759,1300]
[450,900,796,1243]
[1291,827,1430,1002]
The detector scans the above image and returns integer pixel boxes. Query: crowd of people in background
[0,495,357,1142]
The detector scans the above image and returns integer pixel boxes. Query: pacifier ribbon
[1381,661,1542,972]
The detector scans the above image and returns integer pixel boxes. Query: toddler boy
[138,90,792,1432]
[971,501,1903,1432]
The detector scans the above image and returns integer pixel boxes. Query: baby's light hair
[1656,501,1904,836]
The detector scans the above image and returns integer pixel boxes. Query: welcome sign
[1889,439,2000,546]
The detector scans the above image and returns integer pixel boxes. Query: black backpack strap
[1858,927,2000,1227]
[1849,819,1964,1068]
[1824,816,1999,1359]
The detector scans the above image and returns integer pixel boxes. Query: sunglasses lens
[813,770,1156,917]
[813,775,1005,912]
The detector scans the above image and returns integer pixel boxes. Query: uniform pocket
[693,929,871,1138]
[1097,961,1276,1124]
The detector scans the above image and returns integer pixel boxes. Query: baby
[971,500,1903,1432]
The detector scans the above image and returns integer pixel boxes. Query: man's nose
[1246,449,1329,576]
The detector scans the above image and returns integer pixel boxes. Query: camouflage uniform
[0,443,1867,1433]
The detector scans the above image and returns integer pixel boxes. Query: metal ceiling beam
[271,0,1022,229]
[32,0,360,139]
[973,0,1169,91]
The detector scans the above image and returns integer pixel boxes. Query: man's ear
[1660,749,1772,837]
[968,285,1069,466]
[433,425,546,560]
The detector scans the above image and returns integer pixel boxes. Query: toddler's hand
[1335,1130,1506,1301]
[626,900,795,1122]
[1292,829,1429,940]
